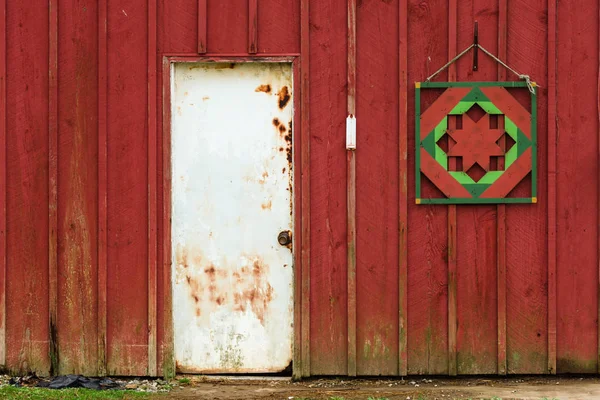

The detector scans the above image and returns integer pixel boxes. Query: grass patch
[178,377,191,385]
[0,386,157,400]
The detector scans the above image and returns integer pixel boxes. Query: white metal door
[171,62,294,373]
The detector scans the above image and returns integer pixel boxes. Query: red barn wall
[0,0,597,377]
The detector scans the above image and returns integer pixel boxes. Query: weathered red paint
[148,0,158,377]
[57,0,99,376]
[98,0,108,377]
[0,0,599,378]
[197,0,206,54]
[248,0,258,54]
[448,0,458,377]
[547,0,557,375]
[398,0,408,377]
[497,0,507,376]
[0,0,5,371]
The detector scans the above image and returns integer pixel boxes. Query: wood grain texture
[106,0,149,376]
[505,0,548,375]
[300,0,310,378]
[407,0,449,376]
[454,0,499,375]
[148,0,158,377]
[248,0,257,53]
[309,0,348,376]
[0,0,5,370]
[496,0,507,376]
[198,0,207,53]
[6,0,51,375]
[398,0,408,377]
[546,0,557,375]
[97,0,108,377]
[346,0,356,378]
[447,0,457,377]
[57,0,99,376]
[556,0,599,374]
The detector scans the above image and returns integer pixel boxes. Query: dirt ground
[165,376,600,400]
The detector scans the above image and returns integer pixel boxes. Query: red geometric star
[447,113,505,172]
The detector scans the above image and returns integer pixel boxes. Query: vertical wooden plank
[198,0,206,53]
[455,0,498,375]
[556,0,598,374]
[300,0,310,378]
[48,0,58,376]
[407,0,449,376]
[206,0,247,54]
[398,0,408,377]
[248,0,257,53]
[57,0,99,375]
[309,0,347,376]
[346,0,356,378]
[97,0,108,377]
[0,0,5,371]
[7,0,51,375]
[447,0,457,377]
[547,0,558,374]
[148,0,158,377]
[496,0,507,376]
[161,57,175,378]
[106,0,149,376]
[505,0,547,375]
[257,0,300,54]
[355,0,399,376]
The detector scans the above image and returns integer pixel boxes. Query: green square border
[415,81,537,205]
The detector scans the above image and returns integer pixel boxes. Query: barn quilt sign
[415,81,536,204]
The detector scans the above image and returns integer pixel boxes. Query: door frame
[160,56,305,378]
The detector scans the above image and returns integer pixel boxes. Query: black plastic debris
[37,375,121,390]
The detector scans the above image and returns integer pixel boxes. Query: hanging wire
[425,43,536,94]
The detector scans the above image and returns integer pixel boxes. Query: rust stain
[258,171,269,185]
[255,84,272,94]
[176,245,274,326]
[272,117,280,127]
[202,96,210,101]
[277,86,291,110]
[282,167,286,174]
[278,124,286,134]
[261,200,272,210]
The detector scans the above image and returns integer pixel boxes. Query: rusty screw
[278,231,292,246]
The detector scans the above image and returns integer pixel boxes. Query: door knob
[278,231,292,246]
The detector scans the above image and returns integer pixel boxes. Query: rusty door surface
[170,62,294,373]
